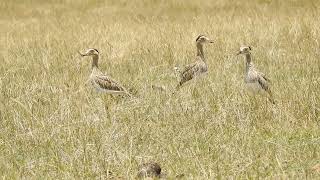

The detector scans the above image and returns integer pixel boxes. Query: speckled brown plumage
[175,35,213,89]
[137,162,161,178]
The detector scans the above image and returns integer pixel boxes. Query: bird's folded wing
[182,62,199,77]
[258,76,269,91]
[259,72,270,82]
[94,75,126,91]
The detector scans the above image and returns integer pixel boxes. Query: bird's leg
[110,94,116,101]
[174,83,181,93]
[102,95,110,111]
[103,98,112,119]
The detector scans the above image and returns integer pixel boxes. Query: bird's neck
[91,55,99,69]
[196,43,205,61]
[245,53,253,72]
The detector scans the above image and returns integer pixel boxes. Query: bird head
[236,46,252,55]
[78,48,99,57]
[195,34,214,44]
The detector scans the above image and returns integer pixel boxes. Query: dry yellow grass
[0,0,319,178]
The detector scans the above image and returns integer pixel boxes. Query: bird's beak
[208,40,214,43]
[78,51,86,57]
[236,51,241,56]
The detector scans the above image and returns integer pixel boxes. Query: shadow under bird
[236,46,275,104]
[175,34,214,90]
[78,48,132,96]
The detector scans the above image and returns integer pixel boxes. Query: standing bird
[236,46,275,104]
[175,34,214,89]
[78,48,131,96]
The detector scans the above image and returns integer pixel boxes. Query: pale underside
[244,68,270,96]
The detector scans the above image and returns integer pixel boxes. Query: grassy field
[0,0,320,178]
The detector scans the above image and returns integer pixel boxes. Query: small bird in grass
[175,34,214,90]
[78,48,132,96]
[236,46,275,104]
[137,162,162,178]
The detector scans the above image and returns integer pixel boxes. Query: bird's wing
[181,56,202,72]
[180,62,194,73]
[176,56,207,87]
[259,72,271,82]
[257,75,269,92]
[93,75,126,92]
[182,58,204,77]
[258,74,275,104]
[180,62,200,82]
